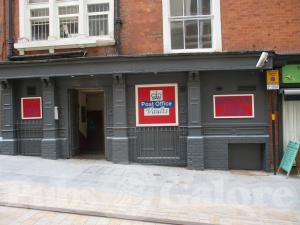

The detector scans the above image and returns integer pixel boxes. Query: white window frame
[58,4,80,38]
[30,7,50,41]
[16,0,114,54]
[162,0,222,53]
[87,0,112,38]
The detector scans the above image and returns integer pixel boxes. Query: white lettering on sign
[150,90,163,101]
[144,107,169,116]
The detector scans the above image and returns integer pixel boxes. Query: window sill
[165,48,222,54]
[14,36,115,54]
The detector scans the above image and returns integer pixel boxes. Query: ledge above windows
[14,36,115,55]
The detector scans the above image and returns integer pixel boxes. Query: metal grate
[31,19,49,40]
[30,8,49,41]
[60,17,79,38]
[89,15,108,36]
[15,121,43,156]
[88,3,109,13]
[58,5,79,15]
[29,0,49,3]
[87,3,109,36]
[31,8,49,17]
[59,6,79,38]
[130,126,187,166]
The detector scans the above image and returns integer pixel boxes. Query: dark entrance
[69,89,105,159]
[229,143,264,170]
[86,111,104,154]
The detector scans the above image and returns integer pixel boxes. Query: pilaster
[111,74,129,163]
[187,72,204,170]
[0,80,17,155]
[41,78,58,159]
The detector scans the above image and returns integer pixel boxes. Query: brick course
[1,0,300,60]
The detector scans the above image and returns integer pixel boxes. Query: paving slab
[0,155,299,225]
[0,206,162,225]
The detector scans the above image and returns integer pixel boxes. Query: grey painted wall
[14,79,43,156]
[126,73,188,165]
[200,71,269,170]
[0,70,270,171]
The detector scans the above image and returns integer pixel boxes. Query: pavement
[0,155,299,225]
[0,206,164,225]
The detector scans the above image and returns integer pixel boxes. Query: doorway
[69,89,105,159]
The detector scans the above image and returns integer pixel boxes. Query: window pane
[89,15,108,36]
[58,6,79,15]
[184,0,197,16]
[31,20,49,40]
[198,0,210,15]
[88,4,109,13]
[185,20,198,49]
[60,17,78,38]
[171,21,183,49]
[199,20,212,48]
[31,8,49,17]
[29,0,48,4]
[170,0,183,16]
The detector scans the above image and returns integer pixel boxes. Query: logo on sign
[139,89,174,116]
[150,90,163,101]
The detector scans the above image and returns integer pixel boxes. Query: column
[187,72,204,170]
[41,78,58,159]
[111,74,129,163]
[0,80,17,155]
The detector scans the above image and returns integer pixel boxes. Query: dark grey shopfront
[0,53,272,170]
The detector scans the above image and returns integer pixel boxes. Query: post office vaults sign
[135,84,178,126]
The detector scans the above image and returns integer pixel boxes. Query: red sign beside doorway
[213,94,254,118]
[21,97,43,120]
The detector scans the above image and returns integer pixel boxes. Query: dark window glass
[185,20,198,49]
[171,21,184,49]
[199,20,212,48]
[170,0,183,16]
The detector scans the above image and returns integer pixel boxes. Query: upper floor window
[163,0,222,53]
[30,8,49,40]
[16,0,114,54]
[88,3,109,36]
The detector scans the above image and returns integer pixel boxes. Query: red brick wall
[1,0,300,59]
[221,0,300,53]
[121,0,163,55]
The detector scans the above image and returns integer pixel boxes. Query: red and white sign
[135,84,178,126]
[21,97,43,120]
[213,94,255,118]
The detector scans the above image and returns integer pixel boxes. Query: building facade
[0,0,300,170]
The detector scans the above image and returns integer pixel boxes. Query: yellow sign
[266,70,280,90]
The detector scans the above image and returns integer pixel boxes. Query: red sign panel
[21,97,43,120]
[135,84,178,126]
[213,94,254,118]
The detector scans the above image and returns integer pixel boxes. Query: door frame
[67,88,107,158]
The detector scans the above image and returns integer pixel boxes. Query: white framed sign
[21,97,43,120]
[213,94,255,119]
[135,83,178,126]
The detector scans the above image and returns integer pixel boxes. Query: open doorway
[69,89,105,159]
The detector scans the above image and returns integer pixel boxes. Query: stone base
[41,139,58,159]
[0,138,17,155]
[111,137,129,164]
[187,136,204,170]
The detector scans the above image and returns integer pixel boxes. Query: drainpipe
[115,0,122,55]
[7,0,13,59]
